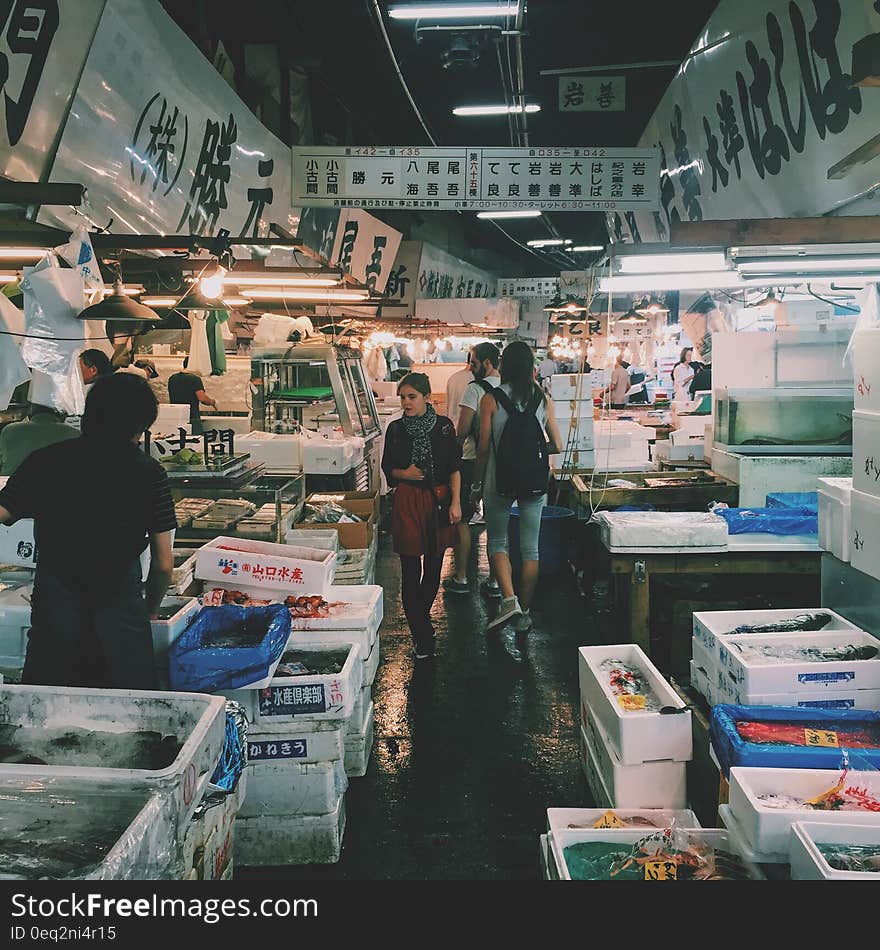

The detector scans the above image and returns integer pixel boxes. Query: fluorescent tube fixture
[527,238,567,247]
[600,271,748,292]
[615,251,728,274]
[571,245,604,252]
[389,3,519,20]
[241,289,371,302]
[222,274,340,287]
[476,209,542,219]
[453,103,540,116]
[0,247,50,260]
[735,256,880,275]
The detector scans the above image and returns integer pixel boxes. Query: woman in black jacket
[382,373,461,660]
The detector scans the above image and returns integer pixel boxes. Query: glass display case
[714,387,853,455]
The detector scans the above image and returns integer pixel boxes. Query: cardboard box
[300,491,379,550]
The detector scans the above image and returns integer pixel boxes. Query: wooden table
[604,536,822,658]
[571,470,738,514]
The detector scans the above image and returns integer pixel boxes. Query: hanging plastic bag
[186,311,212,376]
[0,293,30,408]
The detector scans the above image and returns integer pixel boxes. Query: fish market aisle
[238,525,593,879]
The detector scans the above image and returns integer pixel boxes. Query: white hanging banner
[558,76,626,113]
[498,277,560,298]
[329,208,402,294]
[39,0,295,238]
[293,145,660,212]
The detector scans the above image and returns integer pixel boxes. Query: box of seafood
[717,802,787,864]
[789,821,880,880]
[593,511,727,552]
[851,488,880,582]
[547,827,763,881]
[546,807,700,834]
[693,608,863,669]
[709,705,880,776]
[578,644,692,765]
[689,659,715,707]
[246,720,346,766]
[239,756,348,819]
[717,630,880,695]
[728,765,880,858]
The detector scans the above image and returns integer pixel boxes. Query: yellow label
[804,728,839,748]
[593,810,627,829]
[644,859,678,881]
[618,694,646,711]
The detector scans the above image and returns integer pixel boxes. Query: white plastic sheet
[253,312,298,345]
[0,295,30,409]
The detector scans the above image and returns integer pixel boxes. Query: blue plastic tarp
[168,603,291,693]
[766,492,819,512]
[710,704,880,777]
[714,506,818,535]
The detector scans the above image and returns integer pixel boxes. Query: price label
[804,728,839,748]
[644,859,677,881]
[618,694,646,711]
[593,810,627,829]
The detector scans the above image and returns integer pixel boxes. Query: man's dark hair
[473,341,500,368]
[81,373,158,442]
[80,348,112,376]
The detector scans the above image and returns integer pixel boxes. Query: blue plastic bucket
[508,504,575,574]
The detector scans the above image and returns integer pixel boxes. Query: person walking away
[0,403,78,475]
[0,373,177,688]
[472,341,562,633]
[168,359,217,435]
[382,373,461,660]
[444,362,473,429]
[672,347,695,402]
[443,343,501,596]
[603,356,631,409]
[538,352,557,392]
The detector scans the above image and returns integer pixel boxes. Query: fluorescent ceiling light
[527,238,567,247]
[615,251,728,274]
[93,285,144,296]
[140,297,179,307]
[389,3,519,20]
[222,274,340,287]
[0,272,19,282]
[601,271,748,292]
[453,103,540,116]
[0,247,49,260]
[222,296,252,306]
[476,209,542,219]
[571,245,604,252]
[736,256,880,275]
[241,289,371,302]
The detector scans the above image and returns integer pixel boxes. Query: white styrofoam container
[181,779,244,881]
[726,685,880,710]
[284,528,339,554]
[150,597,200,661]
[559,429,595,452]
[224,642,362,730]
[540,833,554,880]
[301,435,362,475]
[718,629,880,694]
[689,659,714,707]
[550,373,592,401]
[852,410,880,499]
[154,404,190,430]
[656,439,704,462]
[344,700,374,778]
[235,794,346,866]
[0,685,227,837]
[0,519,36,567]
[691,636,717,683]
[236,431,302,472]
[288,585,383,639]
[548,827,762,881]
[247,719,345,765]
[578,644,692,765]
[718,803,788,864]
[362,637,381,688]
[594,511,727,551]
[789,821,880,880]
[554,399,595,422]
[852,327,880,413]
[728,766,880,858]
[693,607,862,669]
[580,715,687,810]
[851,488,880,582]
[0,584,31,672]
[818,477,852,562]
[292,626,379,682]
[546,807,700,834]
[170,550,198,591]
[346,682,371,737]
[196,536,336,597]
[674,414,709,438]
[239,756,348,818]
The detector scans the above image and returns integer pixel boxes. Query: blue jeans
[484,492,546,562]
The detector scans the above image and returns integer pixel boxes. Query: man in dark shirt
[0,374,177,689]
[168,362,217,435]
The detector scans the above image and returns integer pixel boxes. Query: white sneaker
[486,596,522,631]
[512,610,533,632]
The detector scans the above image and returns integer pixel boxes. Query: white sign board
[558,76,625,113]
[40,0,295,238]
[293,146,660,212]
[329,208,402,294]
[607,0,880,243]
[498,277,560,299]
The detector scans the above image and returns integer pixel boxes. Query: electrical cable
[806,283,859,314]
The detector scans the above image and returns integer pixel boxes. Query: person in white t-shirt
[443,343,501,597]
[671,347,695,402]
[445,365,473,430]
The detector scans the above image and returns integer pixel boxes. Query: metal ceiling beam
[0,182,85,205]
[539,60,679,76]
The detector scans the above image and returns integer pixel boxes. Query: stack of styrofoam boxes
[236,431,303,474]
[690,607,877,708]
[592,420,654,471]
[153,403,191,433]
[0,684,227,878]
[817,477,853,563]
[577,645,692,809]
[301,431,365,476]
[181,759,248,880]
[722,766,880,865]
[656,412,705,465]
[849,328,880,581]
[550,373,594,472]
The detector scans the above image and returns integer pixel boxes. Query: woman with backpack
[471,341,563,633]
[382,372,462,660]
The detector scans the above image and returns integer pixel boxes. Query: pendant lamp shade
[78,278,163,323]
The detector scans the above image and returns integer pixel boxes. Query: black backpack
[491,386,550,499]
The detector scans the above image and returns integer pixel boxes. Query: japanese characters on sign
[293,146,660,212]
[558,76,626,113]
[328,209,402,294]
[259,684,327,717]
[215,556,306,585]
[498,277,560,299]
[247,738,309,761]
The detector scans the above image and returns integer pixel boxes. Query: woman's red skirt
[391,482,456,557]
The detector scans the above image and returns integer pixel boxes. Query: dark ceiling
[161,0,720,275]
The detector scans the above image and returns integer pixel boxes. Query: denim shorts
[484,491,546,562]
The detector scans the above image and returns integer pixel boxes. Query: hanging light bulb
[200,264,228,299]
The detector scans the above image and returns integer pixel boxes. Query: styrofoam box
[0,584,31,671]
[170,550,198,589]
[578,644,692,765]
[595,511,727,551]
[693,607,862,668]
[546,807,700,834]
[154,404,190,429]
[852,327,880,413]
[718,629,880,694]
[235,794,346,866]
[363,637,381,688]
[239,756,348,818]
[292,626,379,682]
[196,536,336,597]
[852,411,880,498]
[789,821,880,880]
[285,528,339,554]
[150,596,200,660]
[344,700,375,778]
[0,518,36,568]
[728,766,880,858]
[224,642,362,730]
[236,431,302,472]
[580,713,687,810]
[554,401,595,426]
[347,683,372,737]
[851,488,880,582]
[691,636,717,683]
[560,429,595,452]
[302,436,362,475]
[181,778,245,881]
[818,477,852,562]
[540,833,554,880]
[718,803,788,864]
[246,720,345,766]
[288,585,383,639]
[548,827,762,881]
[656,439,704,462]
[0,685,227,837]
[550,373,592,401]
[689,660,714,707]
[726,684,880,709]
